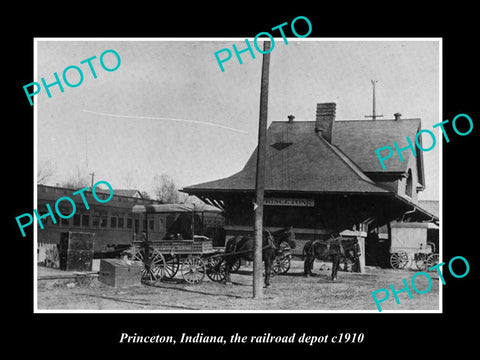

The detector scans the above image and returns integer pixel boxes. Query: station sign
[264,198,315,207]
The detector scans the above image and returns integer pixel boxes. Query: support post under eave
[356,235,366,273]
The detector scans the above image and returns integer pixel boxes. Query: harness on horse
[266,231,277,251]
[228,232,276,257]
[309,235,346,257]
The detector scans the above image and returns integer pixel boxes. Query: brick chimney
[315,102,336,143]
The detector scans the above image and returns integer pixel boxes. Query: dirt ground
[36,260,440,312]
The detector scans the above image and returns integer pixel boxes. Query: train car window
[73,214,81,227]
[157,217,164,231]
[149,219,154,230]
[118,216,125,228]
[134,219,139,233]
[100,212,107,227]
[56,207,72,226]
[82,214,90,227]
[127,217,133,229]
[93,212,100,227]
[111,214,118,228]
[36,211,48,226]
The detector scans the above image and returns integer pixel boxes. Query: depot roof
[183,126,388,194]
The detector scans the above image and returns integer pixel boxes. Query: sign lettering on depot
[23,49,121,106]
[15,180,113,237]
[264,198,315,207]
[214,16,312,72]
[371,256,470,312]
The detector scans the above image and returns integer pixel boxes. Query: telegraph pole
[89,172,95,188]
[365,80,383,120]
[253,41,271,299]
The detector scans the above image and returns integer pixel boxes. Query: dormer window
[270,142,293,151]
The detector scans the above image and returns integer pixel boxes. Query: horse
[224,227,296,287]
[303,233,360,281]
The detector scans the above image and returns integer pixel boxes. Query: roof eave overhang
[181,188,390,196]
[364,171,406,177]
[392,194,439,224]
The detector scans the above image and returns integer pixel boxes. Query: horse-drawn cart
[389,223,439,271]
[390,242,439,271]
[128,237,227,284]
[125,203,296,285]
[126,203,226,284]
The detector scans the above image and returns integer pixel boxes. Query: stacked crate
[59,231,95,271]
[99,259,143,287]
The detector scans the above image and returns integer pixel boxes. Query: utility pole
[364,80,383,120]
[253,41,271,299]
[89,172,95,188]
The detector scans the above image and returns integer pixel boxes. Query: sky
[35,39,440,200]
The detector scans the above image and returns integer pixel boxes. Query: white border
[33,37,443,314]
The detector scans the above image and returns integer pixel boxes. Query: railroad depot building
[183,102,439,268]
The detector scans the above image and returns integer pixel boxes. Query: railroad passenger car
[36,184,166,255]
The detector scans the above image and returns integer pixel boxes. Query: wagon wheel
[132,247,166,282]
[427,253,440,270]
[390,251,409,270]
[272,255,291,275]
[205,256,226,282]
[162,254,180,279]
[230,257,241,273]
[181,255,206,284]
[415,258,427,271]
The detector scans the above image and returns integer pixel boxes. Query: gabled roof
[333,118,422,173]
[112,189,142,198]
[93,188,142,198]
[265,118,422,173]
[184,124,388,194]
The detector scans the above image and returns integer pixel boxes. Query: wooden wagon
[389,222,439,271]
[125,203,225,284]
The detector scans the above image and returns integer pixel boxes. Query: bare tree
[37,159,55,184]
[153,173,188,203]
[140,191,151,199]
[60,168,90,189]
[123,171,135,189]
